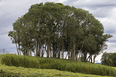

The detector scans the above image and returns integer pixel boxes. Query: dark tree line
[8,2,112,63]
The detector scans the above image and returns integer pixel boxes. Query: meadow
[0,54,115,77]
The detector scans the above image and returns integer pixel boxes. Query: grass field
[0,54,114,77]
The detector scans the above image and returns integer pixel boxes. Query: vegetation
[0,64,112,77]
[101,52,116,67]
[1,54,39,68]
[0,1,114,77]
[8,2,112,63]
[1,54,116,76]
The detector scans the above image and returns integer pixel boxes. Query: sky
[0,0,116,63]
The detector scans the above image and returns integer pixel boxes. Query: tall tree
[8,2,112,62]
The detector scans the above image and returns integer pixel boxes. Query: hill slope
[0,54,114,77]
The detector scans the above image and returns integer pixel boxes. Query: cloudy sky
[0,0,116,62]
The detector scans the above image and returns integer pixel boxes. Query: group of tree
[101,52,116,66]
[8,2,112,63]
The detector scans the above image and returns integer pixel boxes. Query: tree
[101,52,116,66]
[8,2,112,62]
[8,31,20,55]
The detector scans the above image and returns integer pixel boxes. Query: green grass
[0,64,111,77]
[0,54,115,77]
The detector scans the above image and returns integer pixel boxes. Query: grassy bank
[0,64,111,77]
[0,54,115,77]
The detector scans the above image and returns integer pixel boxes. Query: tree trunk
[88,55,93,63]
[47,39,51,58]
[68,51,71,60]
[50,46,52,58]
[79,44,84,59]
[17,44,21,55]
[93,54,97,63]
[19,45,21,55]
[70,41,76,61]
[71,49,73,60]
[83,53,87,62]
[42,47,44,57]
[72,42,76,61]
[58,48,60,59]
[53,44,56,58]
[90,55,92,63]
[62,51,64,59]
[29,49,32,56]
[61,37,64,59]
[16,44,19,55]
[24,46,26,55]
[38,44,41,57]
[75,54,78,61]
[36,42,39,56]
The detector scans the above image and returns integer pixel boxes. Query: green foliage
[1,54,116,76]
[0,65,45,77]
[101,52,116,67]
[8,2,112,62]
[1,54,39,68]
[0,64,111,77]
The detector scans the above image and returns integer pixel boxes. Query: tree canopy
[8,2,112,63]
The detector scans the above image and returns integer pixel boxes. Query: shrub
[1,54,116,76]
[0,69,20,77]
[1,54,39,68]
[101,52,116,67]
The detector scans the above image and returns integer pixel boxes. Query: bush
[1,54,39,68]
[101,52,116,67]
[1,54,116,76]
[0,69,20,77]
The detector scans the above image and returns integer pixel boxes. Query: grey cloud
[0,0,45,54]
[0,34,15,50]
[105,42,116,53]
[63,0,116,18]
[105,30,115,34]
[108,39,116,43]
[75,0,116,8]
[104,27,116,43]
[106,33,116,42]
[0,35,17,53]
[91,8,111,18]
[103,22,116,34]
